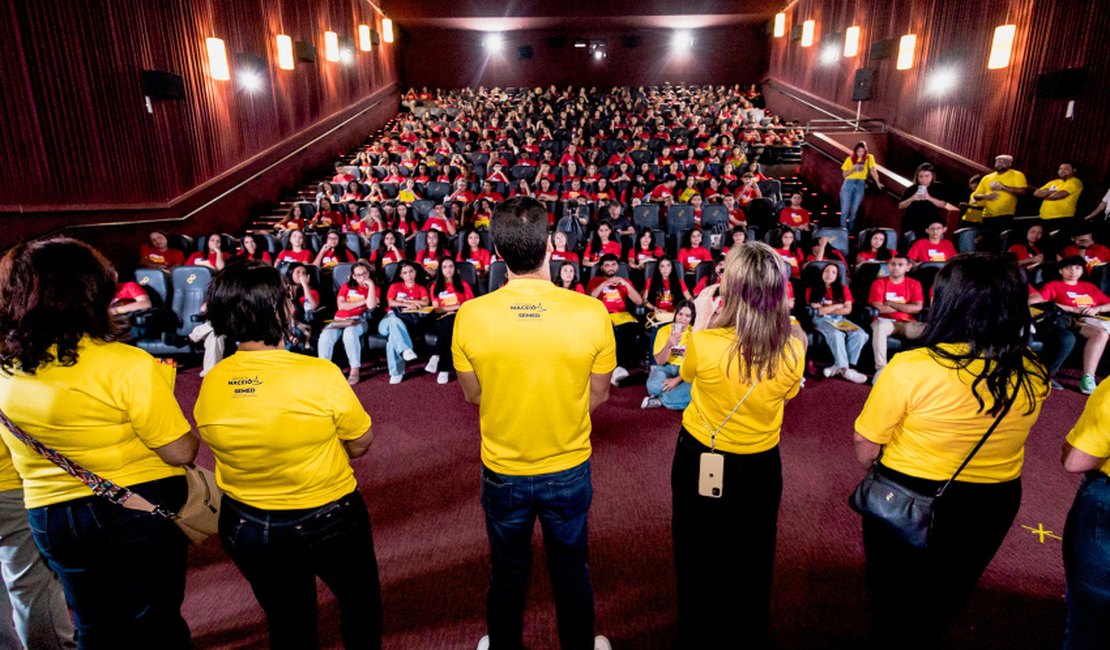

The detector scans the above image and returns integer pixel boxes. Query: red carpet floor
[173,362,1088,649]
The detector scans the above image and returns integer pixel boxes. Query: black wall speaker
[790,25,803,41]
[1036,67,1087,99]
[546,36,567,49]
[870,39,896,60]
[518,45,534,60]
[370,31,381,46]
[852,68,876,101]
[141,70,185,100]
[620,34,640,48]
[295,41,316,62]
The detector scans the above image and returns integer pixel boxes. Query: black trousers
[671,428,782,650]
[613,321,643,370]
[862,465,1021,649]
[433,314,456,371]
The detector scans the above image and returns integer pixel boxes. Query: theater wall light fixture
[324,31,340,61]
[276,34,294,70]
[800,20,815,47]
[382,18,394,43]
[206,37,230,80]
[773,13,786,38]
[359,25,372,51]
[844,26,860,57]
[988,24,1016,69]
[897,33,916,70]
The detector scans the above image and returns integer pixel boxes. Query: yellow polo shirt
[1038,176,1083,219]
[654,323,691,366]
[452,278,616,475]
[855,345,1048,482]
[0,445,21,492]
[680,330,804,454]
[1066,378,1110,477]
[195,349,371,510]
[0,339,189,508]
[841,154,876,181]
[973,169,1027,218]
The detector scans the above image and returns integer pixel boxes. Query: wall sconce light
[844,26,860,57]
[324,31,340,61]
[382,19,394,43]
[987,24,1016,69]
[773,13,786,38]
[801,20,816,47]
[897,33,916,70]
[206,37,230,80]
[359,25,372,51]
[276,35,294,70]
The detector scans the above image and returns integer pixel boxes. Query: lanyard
[697,379,759,453]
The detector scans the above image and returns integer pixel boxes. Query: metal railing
[805,118,888,134]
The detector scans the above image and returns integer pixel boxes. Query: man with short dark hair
[868,255,925,380]
[972,154,1027,248]
[452,197,615,650]
[586,254,645,385]
[649,174,678,204]
[1035,161,1084,230]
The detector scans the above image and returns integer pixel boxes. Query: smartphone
[915,185,926,196]
[698,453,724,498]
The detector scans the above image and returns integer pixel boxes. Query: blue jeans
[377,312,415,378]
[482,460,594,650]
[1064,473,1110,649]
[840,179,867,231]
[813,316,869,369]
[646,364,692,410]
[220,490,382,650]
[27,476,190,650]
[318,320,368,372]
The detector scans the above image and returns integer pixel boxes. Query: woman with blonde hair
[672,241,806,649]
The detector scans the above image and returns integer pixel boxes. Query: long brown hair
[850,140,869,165]
[0,238,123,374]
[711,242,798,382]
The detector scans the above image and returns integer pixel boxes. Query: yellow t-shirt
[1066,378,1110,477]
[973,169,1027,218]
[194,350,371,510]
[841,154,875,181]
[452,278,617,475]
[963,191,984,224]
[679,330,804,454]
[1038,176,1083,219]
[654,323,691,366]
[0,444,21,492]
[0,339,189,508]
[855,345,1048,482]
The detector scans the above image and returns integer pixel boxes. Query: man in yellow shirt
[1035,161,1083,228]
[453,197,615,650]
[972,154,1027,248]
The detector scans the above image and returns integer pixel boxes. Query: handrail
[805,118,887,133]
[31,91,397,239]
[806,132,909,201]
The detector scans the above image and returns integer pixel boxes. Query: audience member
[1034,161,1084,229]
[587,254,644,385]
[907,219,958,265]
[806,263,869,383]
[972,154,1028,248]
[899,163,956,238]
[139,230,186,269]
[869,255,925,378]
[319,261,377,385]
[840,141,884,232]
[427,258,474,384]
[380,260,429,385]
[1038,256,1110,394]
[642,301,695,411]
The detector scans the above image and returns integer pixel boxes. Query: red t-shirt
[113,282,146,306]
[807,285,850,306]
[318,248,355,269]
[646,277,678,312]
[334,284,378,319]
[276,249,313,265]
[140,246,185,269]
[907,239,957,264]
[1008,243,1041,262]
[677,246,713,272]
[387,282,430,305]
[458,248,493,272]
[584,240,622,263]
[423,216,454,233]
[371,248,404,265]
[775,248,803,278]
[779,207,811,228]
[449,190,476,205]
[551,250,580,264]
[586,277,631,314]
[1040,281,1110,309]
[868,277,924,322]
[186,252,230,267]
[629,246,664,265]
[417,249,447,274]
[1061,244,1110,272]
[431,282,475,308]
[649,185,674,201]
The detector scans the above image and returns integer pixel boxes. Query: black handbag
[848,385,1017,549]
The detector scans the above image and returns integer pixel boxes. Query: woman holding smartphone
[840,141,884,232]
[642,301,695,411]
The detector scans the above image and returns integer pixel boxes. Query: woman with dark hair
[642,301,695,411]
[898,162,957,238]
[582,221,622,267]
[628,228,664,271]
[854,230,893,267]
[427,258,475,385]
[853,253,1049,648]
[275,203,307,231]
[677,229,713,276]
[369,230,405,271]
[416,229,451,276]
[186,233,230,270]
[238,234,272,265]
[691,257,726,297]
[645,257,693,313]
[379,260,430,385]
[194,260,381,650]
[806,263,868,383]
[312,230,357,270]
[1008,222,1046,268]
[672,242,806,648]
[285,263,319,351]
[771,228,804,279]
[554,261,584,293]
[275,230,313,266]
[0,237,198,648]
[457,229,493,279]
[318,261,378,385]
[839,141,884,232]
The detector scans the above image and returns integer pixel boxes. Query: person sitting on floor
[642,301,695,411]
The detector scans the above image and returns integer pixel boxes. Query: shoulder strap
[936,382,1021,498]
[0,408,176,519]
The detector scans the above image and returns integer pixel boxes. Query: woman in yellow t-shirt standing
[0,238,199,648]
[853,254,1049,648]
[672,242,806,648]
[194,261,380,649]
[839,140,884,232]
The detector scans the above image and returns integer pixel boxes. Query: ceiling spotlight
[484,34,504,52]
[594,50,604,60]
[237,69,263,92]
[672,31,693,50]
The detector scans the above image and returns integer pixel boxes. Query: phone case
[698,452,724,498]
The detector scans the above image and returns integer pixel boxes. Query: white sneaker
[401,348,418,362]
[595,635,612,650]
[641,395,663,409]
[476,636,490,650]
[437,371,450,384]
[842,368,868,384]
[611,366,629,386]
[425,354,440,374]
[389,374,403,385]
[822,366,840,378]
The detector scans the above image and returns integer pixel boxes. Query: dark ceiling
[380,0,784,28]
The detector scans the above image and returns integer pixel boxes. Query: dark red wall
[0,0,400,248]
[766,0,1110,194]
[399,25,769,90]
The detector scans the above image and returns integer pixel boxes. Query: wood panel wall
[0,0,399,214]
[767,0,1110,191]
